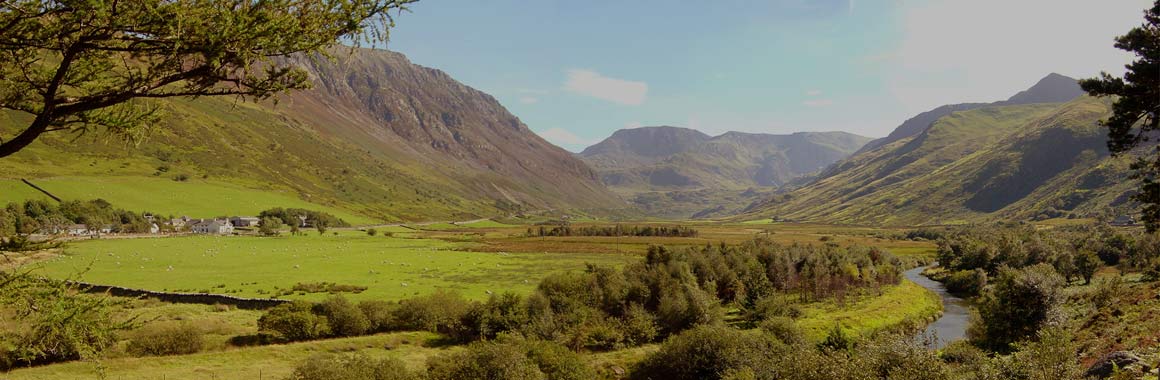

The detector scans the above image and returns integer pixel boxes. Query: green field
[0,176,379,225]
[35,231,635,301]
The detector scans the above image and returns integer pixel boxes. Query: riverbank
[904,265,972,348]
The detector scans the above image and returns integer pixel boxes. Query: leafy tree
[258,216,283,236]
[258,301,330,342]
[969,264,1066,352]
[0,0,414,158]
[315,296,370,337]
[316,221,329,236]
[1080,1,1160,230]
[1074,249,1102,285]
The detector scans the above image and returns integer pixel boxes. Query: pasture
[0,176,379,225]
[35,230,635,302]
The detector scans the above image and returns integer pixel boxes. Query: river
[903,265,971,348]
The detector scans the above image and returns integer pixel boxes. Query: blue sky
[383,0,1150,151]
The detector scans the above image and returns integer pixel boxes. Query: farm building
[229,216,261,227]
[67,224,89,236]
[190,219,234,234]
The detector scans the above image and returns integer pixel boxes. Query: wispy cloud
[563,69,648,106]
[536,128,598,147]
[624,121,643,129]
[806,89,823,96]
[519,96,539,104]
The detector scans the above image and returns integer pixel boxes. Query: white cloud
[563,69,648,106]
[806,89,823,96]
[888,0,1150,115]
[625,121,643,129]
[803,99,834,107]
[519,96,539,104]
[536,128,597,147]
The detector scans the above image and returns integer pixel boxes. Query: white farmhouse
[190,219,234,234]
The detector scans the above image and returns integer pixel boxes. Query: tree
[316,221,329,236]
[0,0,415,158]
[258,216,283,236]
[1080,2,1160,230]
[969,264,1066,352]
[1073,249,1102,285]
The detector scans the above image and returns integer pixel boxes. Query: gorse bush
[125,323,204,357]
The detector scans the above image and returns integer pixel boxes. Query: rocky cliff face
[279,48,618,213]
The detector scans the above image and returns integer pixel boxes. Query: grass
[32,231,635,301]
[795,279,943,341]
[2,331,455,380]
[0,176,379,225]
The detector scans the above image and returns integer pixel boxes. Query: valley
[3,1,1159,379]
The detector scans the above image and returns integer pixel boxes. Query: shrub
[631,325,786,380]
[287,353,420,380]
[358,300,398,333]
[125,323,205,356]
[366,228,377,236]
[655,283,721,334]
[455,292,528,342]
[758,317,806,346]
[392,290,471,333]
[944,269,987,296]
[258,301,330,342]
[426,335,594,380]
[619,304,658,346]
[426,337,546,380]
[316,296,370,337]
[970,264,1065,352]
[818,323,855,351]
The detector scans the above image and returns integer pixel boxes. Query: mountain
[853,73,1085,155]
[742,96,1136,225]
[0,48,622,222]
[578,127,872,219]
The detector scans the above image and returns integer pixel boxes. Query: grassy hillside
[0,48,623,223]
[743,97,1135,225]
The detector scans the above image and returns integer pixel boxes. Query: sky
[383,0,1152,152]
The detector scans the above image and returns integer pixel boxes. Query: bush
[944,269,987,296]
[619,304,658,346]
[631,325,786,380]
[392,290,471,333]
[427,335,593,380]
[655,283,721,334]
[455,292,528,342]
[818,323,855,351]
[366,228,377,236]
[316,296,370,337]
[359,300,398,333]
[258,301,330,342]
[287,353,420,380]
[125,323,205,356]
[969,264,1065,352]
[759,317,806,346]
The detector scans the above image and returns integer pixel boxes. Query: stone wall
[73,282,289,310]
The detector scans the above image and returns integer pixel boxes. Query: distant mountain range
[0,48,622,222]
[853,73,1087,155]
[578,127,871,218]
[742,74,1137,225]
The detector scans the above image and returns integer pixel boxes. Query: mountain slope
[853,73,1085,155]
[0,48,622,222]
[578,127,871,218]
[743,97,1136,225]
